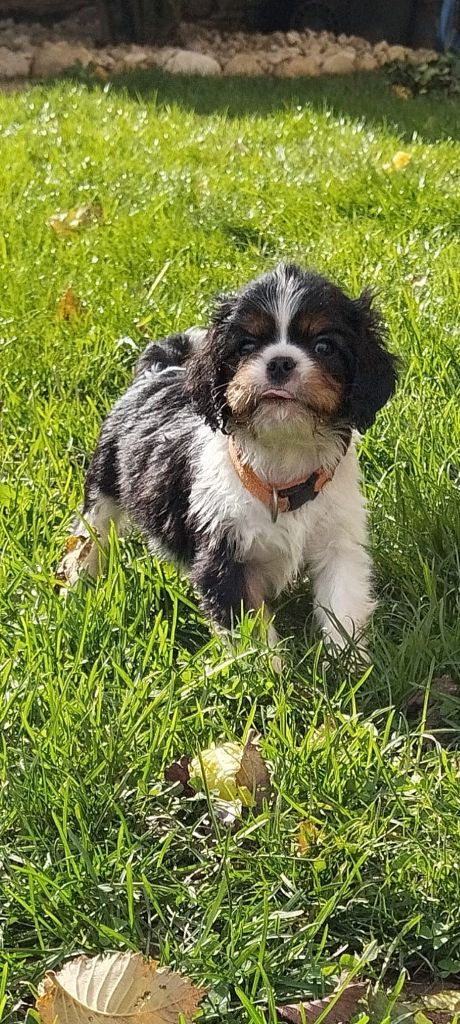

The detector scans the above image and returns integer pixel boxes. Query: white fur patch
[189,423,374,645]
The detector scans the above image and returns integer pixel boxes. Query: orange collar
[228,435,334,522]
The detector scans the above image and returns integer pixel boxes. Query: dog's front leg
[192,538,250,630]
[308,534,376,657]
[192,541,280,665]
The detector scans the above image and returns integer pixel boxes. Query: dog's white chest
[190,428,315,592]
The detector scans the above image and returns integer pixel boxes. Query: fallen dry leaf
[370,982,460,1024]
[164,756,194,797]
[36,952,206,1024]
[235,731,272,811]
[56,534,95,587]
[190,742,243,803]
[48,202,102,237]
[391,84,412,100]
[92,64,109,80]
[189,731,271,811]
[384,150,412,172]
[277,981,367,1023]
[56,287,82,321]
[295,820,320,855]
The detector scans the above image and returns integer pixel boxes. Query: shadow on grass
[97,68,459,143]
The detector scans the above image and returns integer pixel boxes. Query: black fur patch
[192,537,247,628]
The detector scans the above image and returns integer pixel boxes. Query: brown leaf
[56,534,95,587]
[235,730,271,811]
[277,982,367,1024]
[36,952,206,1024]
[164,756,194,797]
[56,287,82,321]
[92,64,109,80]
[48,202,102,237]
[404,983,460,1024]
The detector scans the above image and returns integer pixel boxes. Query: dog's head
[185,263,397,436]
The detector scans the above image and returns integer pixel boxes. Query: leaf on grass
[164,756,194,797]
[371,983,460,1024]
[189,731,271,813]
[383,150,412,171]
[295,820,320,855]
[56,534,94,587]
[92,64,109,80]
[56,287,82,321]
[36,952,206,1024]
[236,731,272,811]
[417,988,460,1014]
[391,84,412,99]
[48,202,103,237]
[277,981,367,1023]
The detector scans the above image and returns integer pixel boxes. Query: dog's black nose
[267,355,296,383]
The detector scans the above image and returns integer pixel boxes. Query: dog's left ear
[185,292,238,432]
[347,289,398,432]
[185,328,224,431]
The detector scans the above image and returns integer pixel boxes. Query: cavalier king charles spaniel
[60,263,397,658]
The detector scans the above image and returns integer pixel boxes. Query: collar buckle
[270,487,279,523]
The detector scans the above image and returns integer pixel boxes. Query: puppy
[61,264,397,655]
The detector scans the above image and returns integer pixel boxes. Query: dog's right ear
[185,293,237,432]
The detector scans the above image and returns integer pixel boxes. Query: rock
[322,49,356,74]
[386,44,407,61]
[122,46,154,69]
[223,53,263,75]
[274,54,321,77]
[268,47,294,66]
[372,41,388,63]
[152,47,179,68]
[0,47,32,78]
[9,32,33,53]
[92,49,116,70]
[356,52,378,71]
[408,47,438,63]
[164,48,221,74]
[32,41,94,76]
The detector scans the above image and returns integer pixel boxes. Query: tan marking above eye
[295,312,333,338]
[238,310,276,338]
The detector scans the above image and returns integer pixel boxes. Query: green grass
[1,68,460,1022]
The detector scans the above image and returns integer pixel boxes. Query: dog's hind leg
[58,429,125,585]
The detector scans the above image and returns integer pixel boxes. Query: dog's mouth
[261,388,297,402]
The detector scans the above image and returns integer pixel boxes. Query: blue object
[438,0,460,50]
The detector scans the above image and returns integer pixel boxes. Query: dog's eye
[313,338,334,356]
[239,339,257,357]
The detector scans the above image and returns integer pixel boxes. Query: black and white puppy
[63,263,397,654]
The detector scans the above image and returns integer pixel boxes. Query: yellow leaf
[295,820,320,855]
[36,952,206,1024]
[56,534,95,587]
[48,202,102,237]
[92,65,109,80]
[190,732,271,811]
[391,84,412,100]
[384,150,413,172]
[422,990,460,1013]
[56,287,82,321]
[190,742,242,802]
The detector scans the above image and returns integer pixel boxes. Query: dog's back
[134,328,206,379]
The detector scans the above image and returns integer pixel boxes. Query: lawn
[1,68,460,1022]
